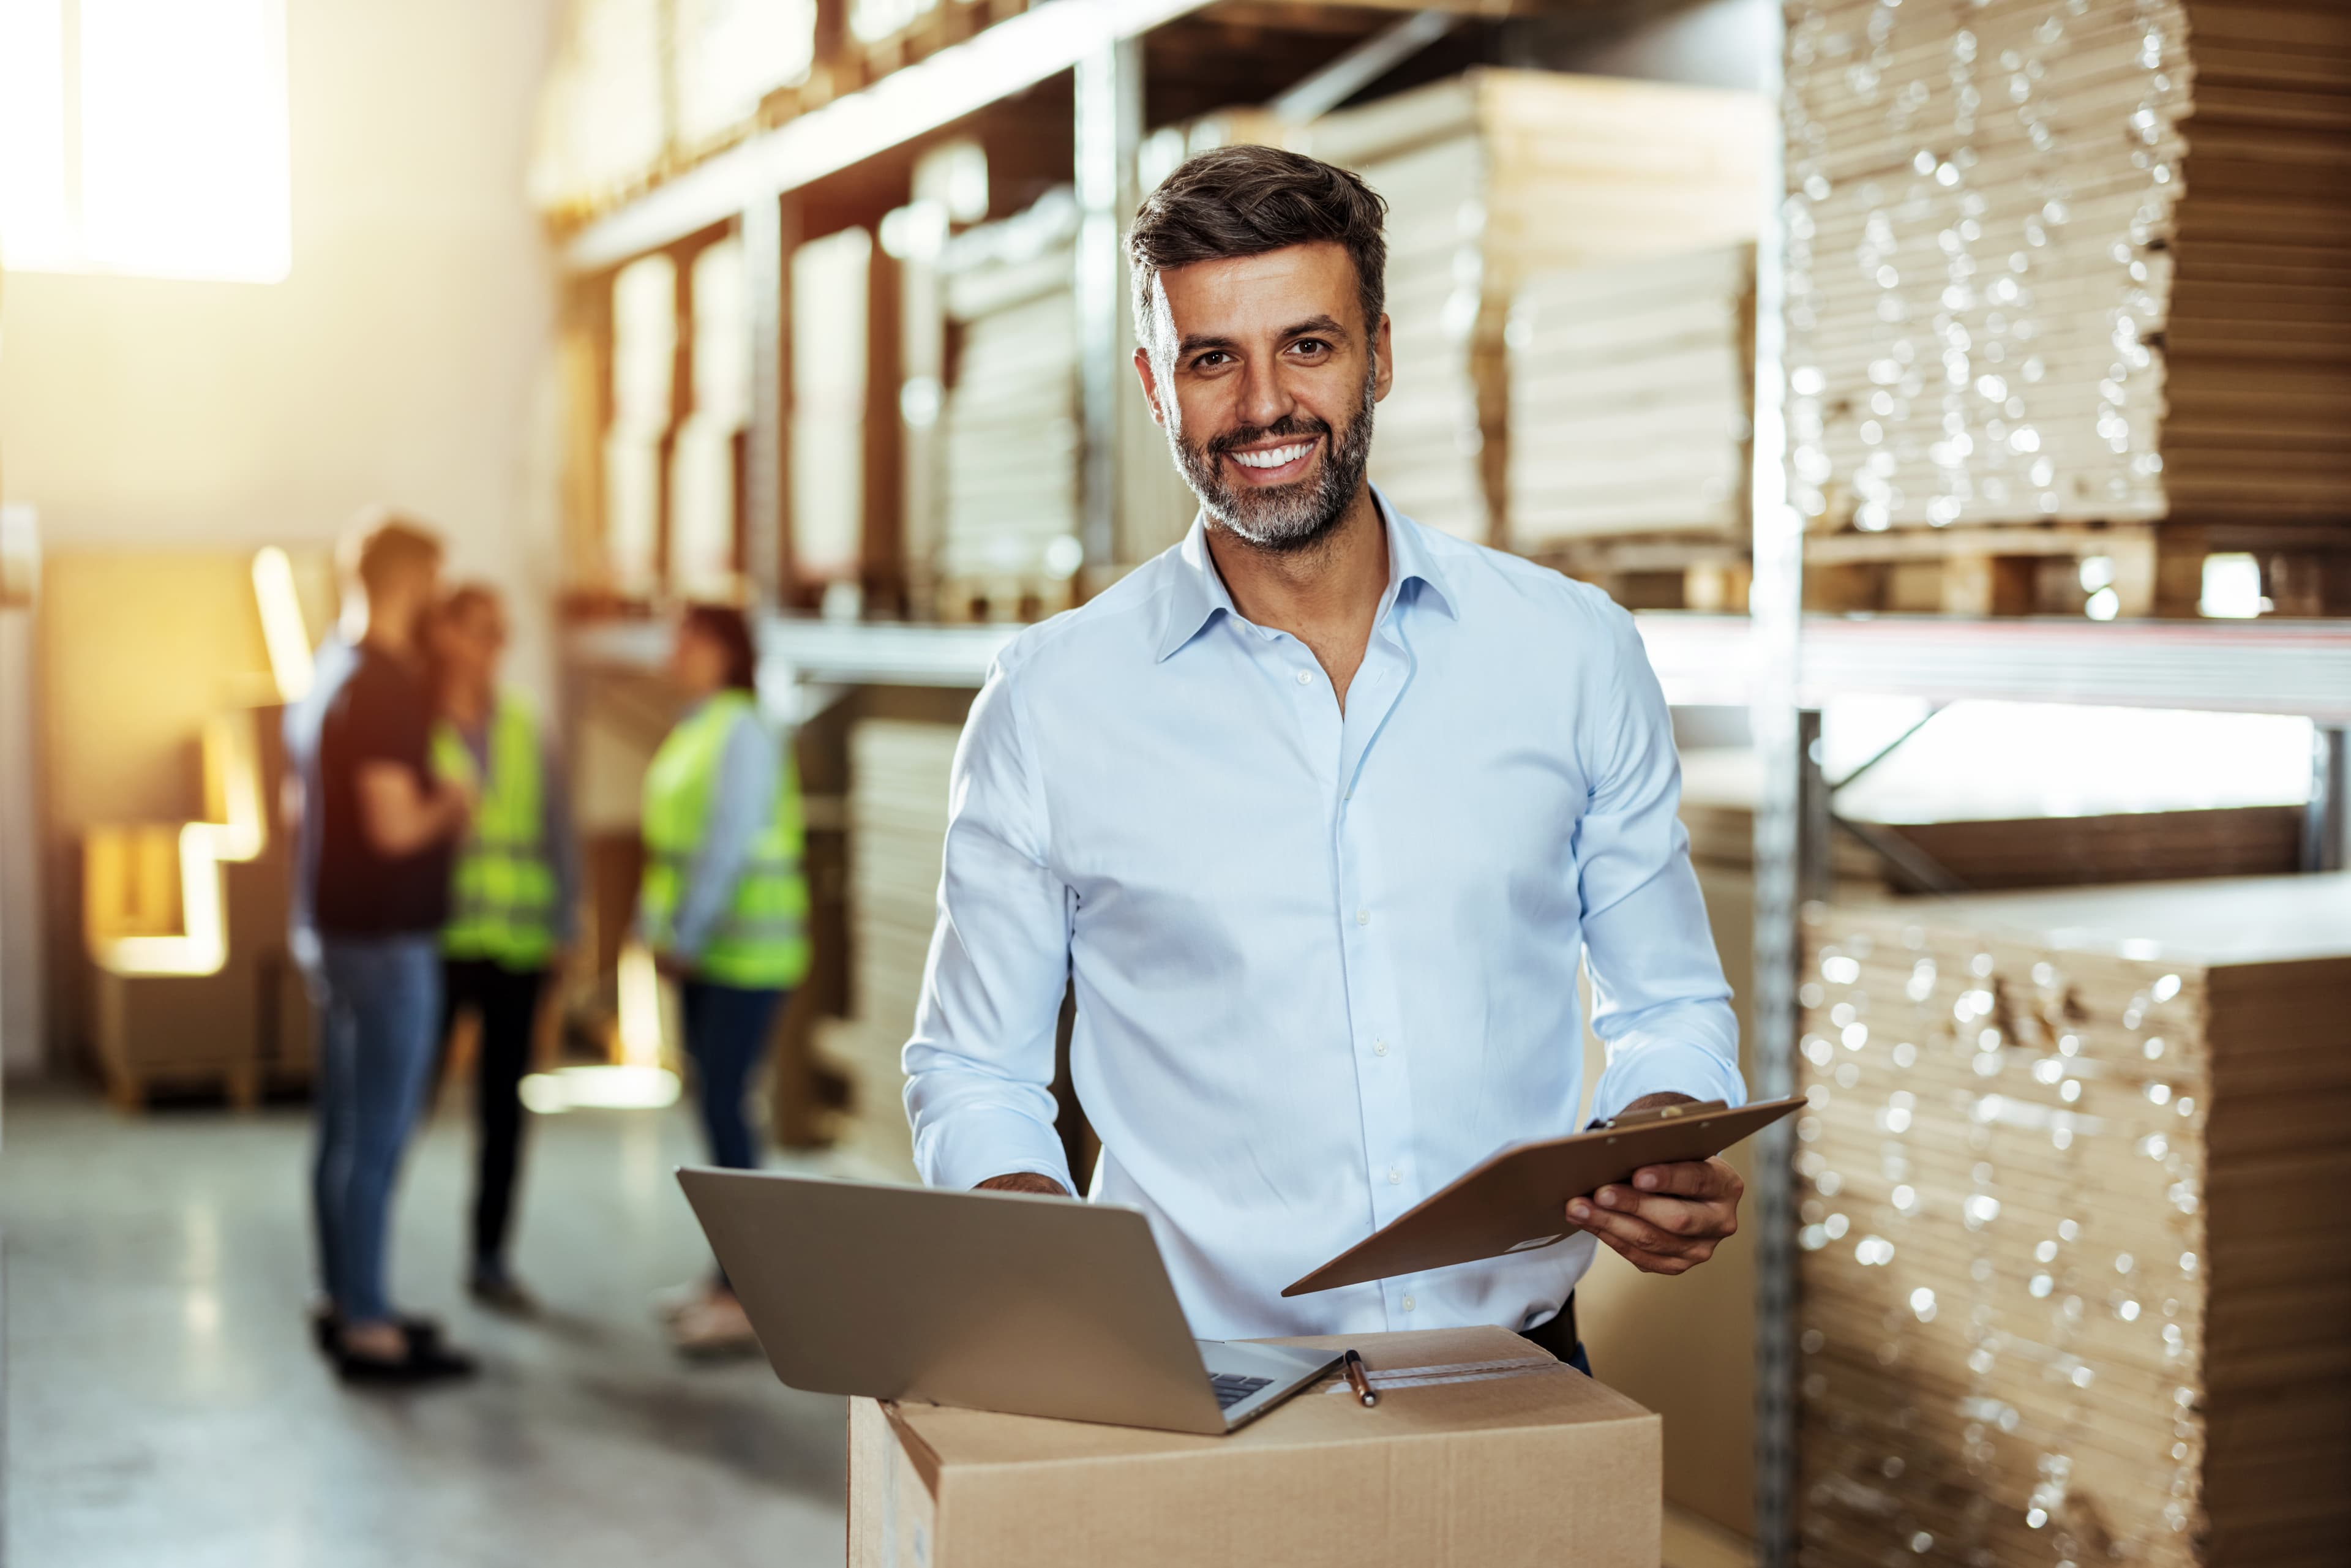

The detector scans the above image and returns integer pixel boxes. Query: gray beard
[1166,371,1377,554]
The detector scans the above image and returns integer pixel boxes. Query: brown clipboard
[1281,1095,1806,1297]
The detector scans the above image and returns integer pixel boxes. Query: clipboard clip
[1602,1099,1728,1130]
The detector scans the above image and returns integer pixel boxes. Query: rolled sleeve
[902,659,1076,1194]
[1577,607,1745,1123]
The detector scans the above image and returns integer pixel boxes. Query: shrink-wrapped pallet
[790,227,876,585]
[1507,244,1757,546]
[812,720,958,1180]
[529,0,668,216]
[1794,876,2351,1567]
[669,236,749,599]
[672,0,815,152]
[602,252,676,598]
[1783,0,2351,536]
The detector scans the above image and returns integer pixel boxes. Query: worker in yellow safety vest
[427,583,577,1314]
[638,602,811,1354]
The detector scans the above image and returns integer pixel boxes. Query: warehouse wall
[0,0,564,669]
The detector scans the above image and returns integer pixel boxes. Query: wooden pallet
[1802,520,2351,617]
[1528,536,1752,613]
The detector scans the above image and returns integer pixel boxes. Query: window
[0,0,290,282]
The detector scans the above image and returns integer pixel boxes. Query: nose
[1234,351,1295,436]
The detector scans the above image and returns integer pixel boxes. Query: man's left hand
[1566,1092,1745,1276]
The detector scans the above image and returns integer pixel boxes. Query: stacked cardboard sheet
[1782,0,2351,534]
[669,236,749,599]
[1507,244,1757,547]
[790,227,876,585]
[671,0,814,153]
[936,195,1084,593]
[602,252,676,598]
[1300,70,1766,543]
[813,719,958,1180]
[1795,876,2351,1567]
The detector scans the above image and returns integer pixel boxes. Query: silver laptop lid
[677,1168,1233,1433]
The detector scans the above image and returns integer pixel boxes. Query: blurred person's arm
[356,762,470,858]
[663,712,778,968]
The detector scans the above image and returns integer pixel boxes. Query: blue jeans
[311,935,441,1322]
[679,981,787,1171]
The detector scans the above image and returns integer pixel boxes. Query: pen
[1343,1347,1377,1408]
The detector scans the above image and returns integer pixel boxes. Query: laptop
[676,1168,1341,1435]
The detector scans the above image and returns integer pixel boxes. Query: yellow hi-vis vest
[639,690,811,991]
[432,691,560,970]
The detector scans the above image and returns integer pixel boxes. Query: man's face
[1134,242,1392,552]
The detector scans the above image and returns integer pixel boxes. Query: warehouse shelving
[552,5,2350,1562]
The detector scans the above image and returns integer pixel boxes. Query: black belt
[1517,1293,1580,1362]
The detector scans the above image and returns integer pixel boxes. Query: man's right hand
[977,1172,1070,1198]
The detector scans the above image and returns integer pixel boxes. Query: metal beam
[563,0,1213,274]
[1267,10,1458,122]
[1074,37,1142,572]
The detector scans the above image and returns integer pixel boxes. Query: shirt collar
[1152,485,1458,664]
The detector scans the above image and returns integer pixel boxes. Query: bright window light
[0,0,290,282]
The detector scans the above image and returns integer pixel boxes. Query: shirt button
[1295,669,1313,686]
[1387,1167,1401,1185]
[1355,909,1370,926]
[1373,1039,1389,1057]
[1401,1295,1417,1313]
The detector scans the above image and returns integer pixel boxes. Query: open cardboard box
[849,1324,1660,1568]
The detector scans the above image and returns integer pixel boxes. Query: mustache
[1205,413,1332,459]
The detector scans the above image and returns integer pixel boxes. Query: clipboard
[1281,1095,1805,1297]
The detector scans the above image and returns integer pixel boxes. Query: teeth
[1232,442,1313,470]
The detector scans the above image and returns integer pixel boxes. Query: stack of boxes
[1783,0,2351,614]
[1795,876,2351,1566]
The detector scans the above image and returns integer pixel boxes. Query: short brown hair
[339,508,443,597]
[1128,145,1389,356]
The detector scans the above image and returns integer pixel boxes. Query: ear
[1133,345,1168,427]
[1370,312,1395,405]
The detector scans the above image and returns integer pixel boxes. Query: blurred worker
[902,148,1747,1367]
[426,583,579,1313]
[293,512,478,1383]
[638,604,811,1354]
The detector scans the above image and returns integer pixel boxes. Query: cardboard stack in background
[1782,0,2351,601]
[814,719,959,1180]
[602,252,677,599]
[1507,243,1757,550]
[668,236,749,600]
[1297,70,1765,545]
[934,193,1085,620]
[791,227,880,590]
[849,1326,1660,1568]
[528,0,667,217]
[1794,876,2351,1567]
[670,0,814,156]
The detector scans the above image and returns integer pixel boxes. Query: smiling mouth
[1226,439,1318,476]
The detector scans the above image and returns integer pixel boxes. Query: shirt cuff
[1589,1039,1749,1125]
[913,1102,1076,1195]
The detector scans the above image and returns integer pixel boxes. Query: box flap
[888,1325,1653,1468]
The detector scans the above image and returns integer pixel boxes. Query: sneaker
[667,1292,760,1359]
[309,1299,443,1356]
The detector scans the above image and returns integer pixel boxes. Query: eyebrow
[1176,314,1351,358]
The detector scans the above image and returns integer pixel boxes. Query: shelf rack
[555,7,2350,1562]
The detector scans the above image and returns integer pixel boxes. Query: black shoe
[466,1262,539,1316]
[336,1336,478,1386]
[309,1301,444,1356]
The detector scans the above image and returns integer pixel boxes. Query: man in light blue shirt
[904,146,1747,1349]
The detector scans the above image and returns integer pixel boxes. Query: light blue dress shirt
[903,492,1743,1340]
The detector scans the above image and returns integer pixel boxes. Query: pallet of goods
[1299,70,1766,545]
[1506,243,1758,610]
[933,193,1086,623]
[1782,0,2351,616]
[671,0,817,156]
[1794,876,2351,1567]
[811,719,959,1180]
[528,0,669,218]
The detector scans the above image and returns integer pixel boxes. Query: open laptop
[676,1168,1340,1435]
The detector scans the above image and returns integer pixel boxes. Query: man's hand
[1567,1092,1744,1276]
[976,1172,1070,1198]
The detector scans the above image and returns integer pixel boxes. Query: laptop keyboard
[1209,1373,1274,1410]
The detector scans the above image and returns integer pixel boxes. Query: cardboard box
[848,1324,1660,1568]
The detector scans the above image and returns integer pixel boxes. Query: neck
[354,600,415,660]
[1202,482,1388,707]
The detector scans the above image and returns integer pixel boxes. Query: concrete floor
[2,1086,850,1567]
